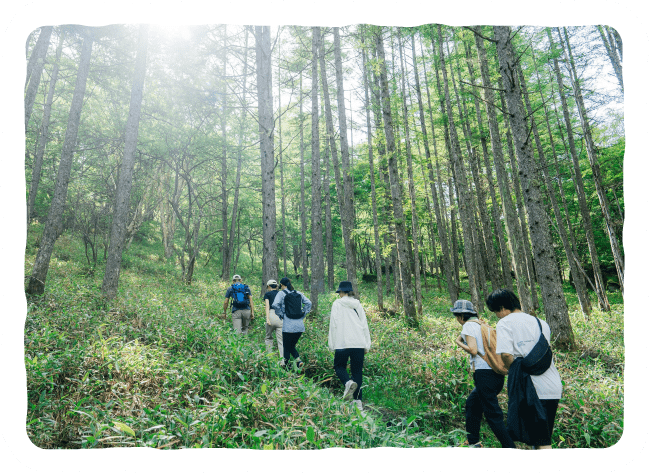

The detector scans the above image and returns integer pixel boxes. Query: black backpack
[231,283,249,310]
[283,289,305,319]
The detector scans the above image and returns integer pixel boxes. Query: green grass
[24,225,623,449]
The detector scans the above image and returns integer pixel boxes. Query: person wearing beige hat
[263,279,283,359]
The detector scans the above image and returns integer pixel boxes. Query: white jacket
[327,296,372,351]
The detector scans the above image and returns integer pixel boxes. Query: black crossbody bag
[521,317,553,375]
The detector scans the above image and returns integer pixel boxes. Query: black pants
[282,331,302,363]
[333,348,365,400]
[466,369,516,448]
[532,399,560,447]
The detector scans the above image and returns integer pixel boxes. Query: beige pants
[265,309,283,358]
[232,309,251,334]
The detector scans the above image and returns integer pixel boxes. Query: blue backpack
[231,283,249,310]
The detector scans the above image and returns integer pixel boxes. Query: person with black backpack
[223,274,254,334]
[271,277,312,369]
[487,289,562,449]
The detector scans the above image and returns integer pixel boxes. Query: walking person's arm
[501,353,515,369]
[248,294,255,319]
[223,298,230,320]
[300,293,312,314]
[455,334,478,356]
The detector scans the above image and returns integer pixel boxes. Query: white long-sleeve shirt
[327,296,372,351]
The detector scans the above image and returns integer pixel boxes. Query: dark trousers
[333,348,365,400]
[282,331,302,363]
[466,369,516,448]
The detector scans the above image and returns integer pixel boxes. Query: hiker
[328,281,371,411]
[272,277,311,369]
[263,279,283,358]
[486,289,562,449]
[452,299,515,448]
[223,274,254,334]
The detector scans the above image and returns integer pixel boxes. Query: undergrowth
[24,225,624,449]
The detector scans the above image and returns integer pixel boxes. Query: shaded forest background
[25,25,624,448]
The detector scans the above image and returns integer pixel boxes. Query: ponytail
[280,277,294,291]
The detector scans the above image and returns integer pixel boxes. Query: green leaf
[254,430,267,437]
[261,383,267,394]
[307,426,315,443]
[406,415,417,425]
[114,421,136,437]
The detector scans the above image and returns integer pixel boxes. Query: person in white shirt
[328,281,371,411]
[452,299,515,448]
[487,289,562,449]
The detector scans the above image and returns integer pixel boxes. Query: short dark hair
[486,289,521,313]
[338,291,355,297]
[454,312,474,322]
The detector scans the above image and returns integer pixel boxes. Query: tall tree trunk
[436,25,481,310]
[323,103,335,291]
[278,38,288,277]
[299,71,309,290]
[494,26,573,348]
[397,30,423,314]
[374,27,417,327]
[24,26,53,132]
[473,30,536,312]
[27,30,94,295]
[559,27,624,296]
[310,27,325,309]
[27,28,64,231]
[102,25,149,299]
[227,28,249,279]
[333,27,359,296]
[524,50,592,315]
[220,25,230,280]
[596,25,623,92]
[547,28,610,310]
[361,43,384,309]
[256,26,279,294]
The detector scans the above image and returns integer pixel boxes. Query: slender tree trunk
[436,25,481,310]
[547,28,610,310]
[472,30,536,312]
[299,71,309,290]
[397,30,423,314]
[24,26,53,132]
[27,31,93,295]
[102,25,149,299]
[27,28,64,230]
[494,26,573,348]
[597,25,623,92]
[374,27,417,327]
[560,27,624,295]
[256,26,278,293]
[333,27,359,296]
[323,104,335,290]
[361,42,384,309]
[227,28,249,278]
[278,39,288,277]
[310,27,325,309]
[220,25,230,279]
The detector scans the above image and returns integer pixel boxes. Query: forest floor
[23,227,624,449]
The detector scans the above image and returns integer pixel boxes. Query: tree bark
[220,25,230,280]
[27,28,64,230]
[597,25,623,92]
[547,28,610,310]
[102,25,149,299]
[256,26,279,295]
[493,26,573,348]
[299,70,309,290]
[374,27,417,327]
[333,27,359,296]
[27,30,94,295]
[24,26,53,132]
[310,27,325,309]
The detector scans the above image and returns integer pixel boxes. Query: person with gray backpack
[271,277,312,369]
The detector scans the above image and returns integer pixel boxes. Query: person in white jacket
[328,281,372,410]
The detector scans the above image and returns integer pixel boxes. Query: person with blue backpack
[272,277,312,369]
[223,274,254,334]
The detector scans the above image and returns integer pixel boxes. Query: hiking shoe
[352,399,363,411]
[343,380,358,401]
[469,442,482,448]
[296,361,304,370]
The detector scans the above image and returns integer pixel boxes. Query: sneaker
[469,442,482,448]
[352,399,363,411]
[343,380,358,401]
[296,361,304,370]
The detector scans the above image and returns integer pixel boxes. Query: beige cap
[266,279,278,287]
[232,274,242,281]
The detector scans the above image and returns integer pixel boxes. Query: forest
[21,22,624,450]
